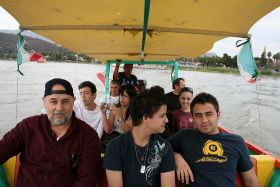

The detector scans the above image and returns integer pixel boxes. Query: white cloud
[0,6,19,30]
[207,7,280,57]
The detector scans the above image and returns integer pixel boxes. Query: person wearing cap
[0,78,102,187]
[113,61,138,86]
[74,81,105,138]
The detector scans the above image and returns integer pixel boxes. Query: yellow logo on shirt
[196,140,228,163]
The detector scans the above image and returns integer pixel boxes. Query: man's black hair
[123,64,133,68]
[172,78,185,89]
[78,81,96,94]
[130,89,166,126]
[150,85,165,96]
[190,92,219,115]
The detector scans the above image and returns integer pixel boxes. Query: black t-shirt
[165,92,180,112]
[103,131,175,187]
[118,72,138,86]
[169,129,253,187]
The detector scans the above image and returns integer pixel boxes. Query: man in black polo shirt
[165,78,186,112]
[113,62,138,86]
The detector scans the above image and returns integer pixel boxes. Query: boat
[1,0,280,186]
[218,126,280,187]
[1,129,280,187]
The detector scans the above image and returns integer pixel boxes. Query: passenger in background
[113,60,138,86]
[150,85,165,96]
[0,78,101,186]
[165,78,186,112]
[163,78,185,138]
[134,83,142,95]
[169,92,259,187]
[150,85,172,138]
[103,89,175,187]
[99,80,120,118]
[172,87,195,133]
[102,84,136,147]
[74,81,105,139]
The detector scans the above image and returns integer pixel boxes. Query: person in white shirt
[99,80,120,118]
[74,81,106,139]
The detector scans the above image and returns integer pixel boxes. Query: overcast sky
[1,6,280,57]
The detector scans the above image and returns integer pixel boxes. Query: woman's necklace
[132,132,150,174]
[134,143,149,174]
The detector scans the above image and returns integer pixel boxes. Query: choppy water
[0,60,279,157]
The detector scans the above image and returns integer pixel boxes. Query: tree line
[189,51,280,72]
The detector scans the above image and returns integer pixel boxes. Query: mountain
[0,30,54,43]
[0,32,68,55]
[0,31,97,62]
[201,52,217,57]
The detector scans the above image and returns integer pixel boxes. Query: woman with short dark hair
[103,89,175,187]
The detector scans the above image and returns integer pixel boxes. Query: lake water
[0,60,280,157]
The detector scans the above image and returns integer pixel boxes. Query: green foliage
[196,53,237,68]
[267,51,272,59]
[65,53,77,61]
[259,70,273,75]
[273,52,280,61]
[259,50,268,68]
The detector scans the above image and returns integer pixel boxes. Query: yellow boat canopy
[1,0,280,61]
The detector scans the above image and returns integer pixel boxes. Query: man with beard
[0,78,102,187]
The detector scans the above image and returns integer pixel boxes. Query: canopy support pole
[105,60,179,94]
[105,62,111,94]
[141,0,151,61]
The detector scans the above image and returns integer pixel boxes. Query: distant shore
[182,67,280,78]
[1,59,279,78]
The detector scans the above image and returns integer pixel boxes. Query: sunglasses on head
[180,87,193,94]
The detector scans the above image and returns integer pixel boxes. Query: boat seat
[2,156,17,187]
[236,155,275,187]
[250,155,275,187]
[236,156,257,187]
[10,154,275,187]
